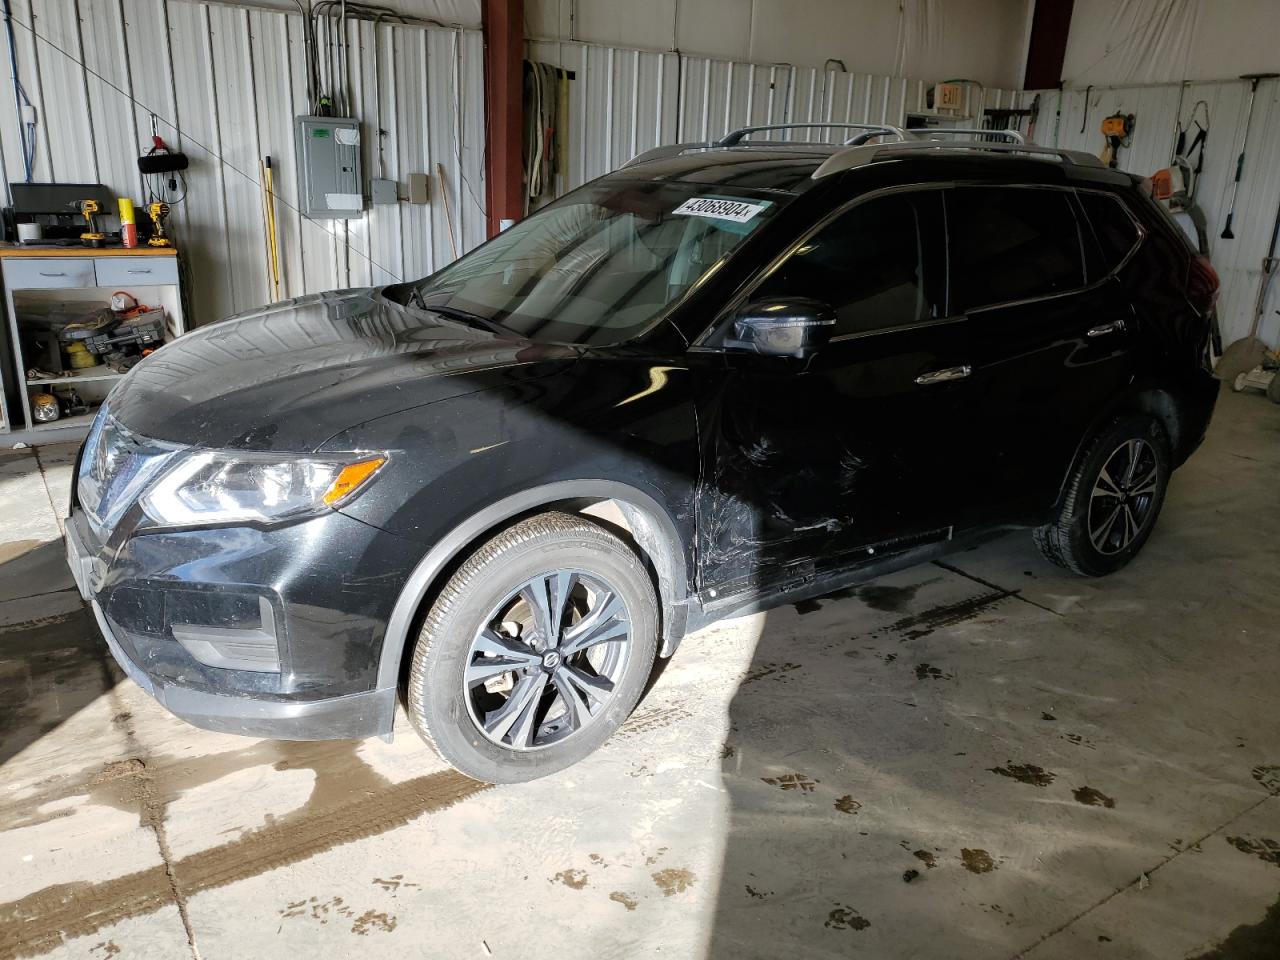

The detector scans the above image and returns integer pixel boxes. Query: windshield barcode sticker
[672,197,769,223]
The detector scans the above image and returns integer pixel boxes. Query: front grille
[78,407,181,536]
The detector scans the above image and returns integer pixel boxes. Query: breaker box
[293,115,363,219]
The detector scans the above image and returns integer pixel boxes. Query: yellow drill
[79,199,106,247]
[147,201,172,247]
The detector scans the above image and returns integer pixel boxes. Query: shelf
[26,363,125,386]
[29,408,99,432]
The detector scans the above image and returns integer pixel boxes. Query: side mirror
[725,297,836,359]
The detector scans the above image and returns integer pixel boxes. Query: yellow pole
[264,157,282,301]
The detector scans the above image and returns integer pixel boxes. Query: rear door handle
[915,365,971,385]
[1087,319,1126,337]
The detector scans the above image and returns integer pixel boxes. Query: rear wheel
[1033,415,1171,577]
[406,512,658,783]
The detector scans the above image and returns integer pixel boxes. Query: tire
[406,511,658,783]
[1033,415,1171,577]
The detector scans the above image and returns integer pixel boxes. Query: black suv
[66,126,1219,782]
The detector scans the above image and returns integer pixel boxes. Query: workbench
[0,246,186,441]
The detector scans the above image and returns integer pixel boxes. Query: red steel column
[482,0,523,237]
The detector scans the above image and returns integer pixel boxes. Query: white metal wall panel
[0,1,486,328]
[1024,82,1280,347]
[528,40,1019,172]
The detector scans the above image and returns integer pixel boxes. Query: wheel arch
[1053,383,1185,510]
[374,480,691,699]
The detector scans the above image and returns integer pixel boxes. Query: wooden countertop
[0,245,177,258]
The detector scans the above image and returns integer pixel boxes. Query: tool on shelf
[77,198,106,247]
[146,201,172,247]
[1220,73,1279,240]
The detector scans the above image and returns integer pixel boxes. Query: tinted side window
[948,187,1085,312]
[753,192,941,337]
[1077,191,1142,273]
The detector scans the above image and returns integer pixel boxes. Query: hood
[106,289,578,451]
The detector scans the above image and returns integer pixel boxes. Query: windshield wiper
[407,293,512,337]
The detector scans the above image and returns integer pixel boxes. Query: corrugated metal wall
[0,0,486,328]
[1020,83,1280,348]
[526,40,1021,195]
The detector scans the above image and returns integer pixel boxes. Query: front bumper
[65,508,412,741]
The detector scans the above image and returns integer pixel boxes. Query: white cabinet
[1,249,187,436]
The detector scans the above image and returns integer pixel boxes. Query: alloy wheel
[1087,438,1160,555]
[464,570,632,751]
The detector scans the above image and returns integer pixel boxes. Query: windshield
[410,181,785,345]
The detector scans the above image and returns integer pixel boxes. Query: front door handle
[915,364,971,385]
[1087,319,1126,337]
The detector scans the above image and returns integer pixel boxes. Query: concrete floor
[1,387,1278,960]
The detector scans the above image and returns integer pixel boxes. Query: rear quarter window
[1077,191,1143,276]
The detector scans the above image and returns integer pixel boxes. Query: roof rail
[914,127,1025,143]
[813,140,1104,179]
[622,141,714,167]
[716,122,909,147]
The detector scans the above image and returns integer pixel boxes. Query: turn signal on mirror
[323,457,387,506]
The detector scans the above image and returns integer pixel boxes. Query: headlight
[141,452,386,526]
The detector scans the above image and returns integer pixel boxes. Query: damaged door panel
[695,188,971,596]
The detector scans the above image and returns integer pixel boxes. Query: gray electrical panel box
[294,115,363,219]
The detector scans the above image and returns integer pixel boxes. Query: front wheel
[406,512,658,783]
[1033,415,1171,577]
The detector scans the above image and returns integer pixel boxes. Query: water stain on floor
[761,773,818,793]
[609,891,638,911]
[914,663,953,681]
[876,591,1011,642]
[1073,786,1116,808]
[277,895,397,936]
[551,869,589,890]
[824,905,870,931]
[0,743,488,959]
[651,868,695,896]
[857,581,933,613]
[913,850,937,869]
[1251,765,1280,795]
[833,795,861,814]
[742,661,801,685]
[1224,836,1280,866]
[960,849,997,874]
[989,762,1056,787]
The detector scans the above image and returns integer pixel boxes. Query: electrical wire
[446,27,487,221]
[2,0,35,182]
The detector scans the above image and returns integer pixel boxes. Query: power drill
[147,201,173,247]
[79,199,106,247]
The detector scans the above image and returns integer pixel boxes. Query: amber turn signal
[322,457,387,506]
